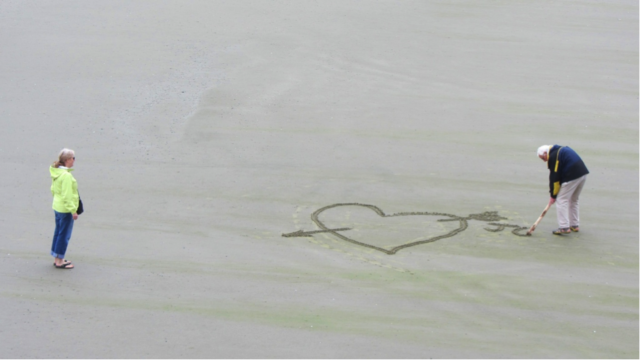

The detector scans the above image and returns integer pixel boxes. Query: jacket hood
[50,166,73,180]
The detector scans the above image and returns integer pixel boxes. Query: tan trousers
[556,175,587,229]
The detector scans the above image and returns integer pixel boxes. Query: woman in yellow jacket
[50,148,79,269]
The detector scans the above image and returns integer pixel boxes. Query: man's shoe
[570,226,579,232]
[552,228,571,235]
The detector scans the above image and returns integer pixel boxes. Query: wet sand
[1,1,638,357]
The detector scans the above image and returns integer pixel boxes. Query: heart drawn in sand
[310,203,467,255]
[283,203,528,255]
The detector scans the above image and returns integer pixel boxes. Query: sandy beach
[1,0,638,357]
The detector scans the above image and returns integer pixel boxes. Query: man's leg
[555,185,572,229]
[569,175,587,229]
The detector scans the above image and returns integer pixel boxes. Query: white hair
[537,145,551,157]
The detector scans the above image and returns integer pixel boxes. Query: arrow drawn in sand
[282,227,352,238]
[282,203,530,255]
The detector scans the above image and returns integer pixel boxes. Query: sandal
[53,260,72,266]
[552,228,571,235]
[570,226,579,232]
[54,262,74,269]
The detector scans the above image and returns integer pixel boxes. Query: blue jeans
[51,211,74,259]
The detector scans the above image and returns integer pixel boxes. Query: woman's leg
[51,211,63,258]
[51,212,74,264]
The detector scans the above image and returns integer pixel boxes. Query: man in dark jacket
[537,145,589,235]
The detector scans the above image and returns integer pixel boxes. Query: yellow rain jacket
[50,166,79,213]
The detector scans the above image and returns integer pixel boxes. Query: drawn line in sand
[283,203,529,255]
[290,206,412,273]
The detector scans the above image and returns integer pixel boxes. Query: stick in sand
[527,203,552,235]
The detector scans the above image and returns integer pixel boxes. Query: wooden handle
[527,203,552,235]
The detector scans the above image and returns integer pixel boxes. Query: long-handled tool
[527,203,551,235]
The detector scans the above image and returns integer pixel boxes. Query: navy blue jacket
[548,145,589,198]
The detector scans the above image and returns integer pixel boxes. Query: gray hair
[52,148,75,168]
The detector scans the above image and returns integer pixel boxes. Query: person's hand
[73,213,78,220]
[548,197,556,206]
